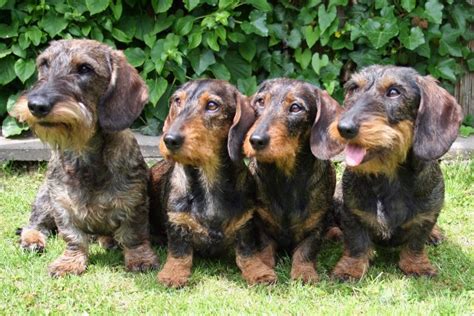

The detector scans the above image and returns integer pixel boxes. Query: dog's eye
[289,103,303,113]
[255,97,265,108]
[206,101,220,112]
[77,63,94,75]
[386,87,401,98]
[39,59,49,69]
[173,97,181,107]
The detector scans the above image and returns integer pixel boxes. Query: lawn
[0,159,472,315]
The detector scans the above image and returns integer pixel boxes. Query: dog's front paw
[399,249,437,277]
[237,255,277,285]
[291,263,319,284]
[332,255,369,281]
[157,255,192,288]
[20,229,46,252]
[124,242,159,272]
[48,250,87,277]
[427,225,445,246]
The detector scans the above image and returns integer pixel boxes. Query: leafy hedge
[1,0,473,137]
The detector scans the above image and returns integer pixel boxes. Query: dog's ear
[228,91,256,162]
[310,89,344,160]
[98,50,148,132]
[413,76,463,160]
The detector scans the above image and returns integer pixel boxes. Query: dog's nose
[250,133,270,150]
[28,95,53,118]
[163,133,184,151]
[337,119,359,139]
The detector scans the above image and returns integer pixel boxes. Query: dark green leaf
[112,28,132,43]
[124,47,146,67]
[400,26,425,50]
[211,63,231,80]
[287,29,302,49]
[26,26,42,46]
[189,49,216,75]
[188,32,202,49]
[0,43,11,59]
[237,76,257,95]
[295,48,312,69]
[318,4,337,34]
[206,33,220,51]
[467,58,474,72]
[362,18,399,49]
[239,40,256,62]
[224,51,252,80]
[0,23,18,38]
[311,53,329,75]
[147,77,168,106]
[436,58,457,82]
[86,0,109,15]
[39,12,68,37]
[401,0,416,12]
[245,0,271,12]
[152,0,172,13]
[303,25,320,48]
[111,0,123,20]
[14,59,36,83]
[424,0,443,24]
[184,0,200,11]
[0,56,16,85]
[241,11,268,37]
[2,116,29,137]
[175,16,194,36]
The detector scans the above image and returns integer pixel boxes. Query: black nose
[27,95,53,118]
[250,133,270,150]
[163,133,184,151]
[337,119,359,139]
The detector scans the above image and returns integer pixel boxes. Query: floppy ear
[310,89,344,160]
[228,91,256,162]
[98,50,149,132]
[413,76,463,160]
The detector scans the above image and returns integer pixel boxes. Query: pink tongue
[345,144,367,166]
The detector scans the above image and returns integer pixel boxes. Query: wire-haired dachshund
[328,65,463,280]
[149,79,276,287]
[235,78,343,283]
[11,39,158,276]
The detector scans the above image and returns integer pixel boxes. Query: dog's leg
[332,212,372,281]
[157,225,193,288]
[19,182,56,252]
[399,220,438,277]
[115,202,159,272]
[235,220,277,285]
[290,232,322,284]
[48,212,89,277]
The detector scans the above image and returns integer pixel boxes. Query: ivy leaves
[0,0,473,137]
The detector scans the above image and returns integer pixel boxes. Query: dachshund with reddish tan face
[236,78,343,283]
[11,39,158,276]
[149,79,276,287]
[328,65,463,280]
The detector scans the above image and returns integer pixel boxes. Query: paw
[399,250,437,277]
[237,256,277,285]
[291,264,319,284]
[331,255,369,281]
[20,229,46,252]
[158,270,190,288]
[98,236,118,250]
[124,242,159,272]
[48,253,87,277]
[427,225,445,246]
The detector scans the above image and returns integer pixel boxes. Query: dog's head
[11,39,148,151]
[233,78,342,174]
[160,79,248,177]
[329,65,462,175]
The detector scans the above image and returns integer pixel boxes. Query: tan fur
[332,248,373,281]
[12,97,96,152]
[330,117,414,177]
[224,210,254,236]
[292,211,325,242]
[398,248,437,276]
[20,228,46,251]
[401,212,438,230]
[290,245,319,283]
[236,253,277,285]
[256,242,276,269]
[256,207,280,231]
[167,212,209,236]
[158,254,193,288]
[243,121,301,176]
[48,248,88,277]
[123,240,159,272]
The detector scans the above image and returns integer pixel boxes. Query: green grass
[0,160,473,315]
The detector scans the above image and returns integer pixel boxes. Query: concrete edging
[0,133,473,162]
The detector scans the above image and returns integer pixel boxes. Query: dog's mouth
[345,143,367,166]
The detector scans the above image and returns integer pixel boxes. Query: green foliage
[0,0,473,136]
[460,114,474,137]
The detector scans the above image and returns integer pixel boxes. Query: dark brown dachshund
[328,65,463,280]
[235,78,343,283]
[11,39,158,276]
[149,79,276,287]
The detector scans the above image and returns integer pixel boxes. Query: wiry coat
[329,66,463,280]
[12,39,158,276]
